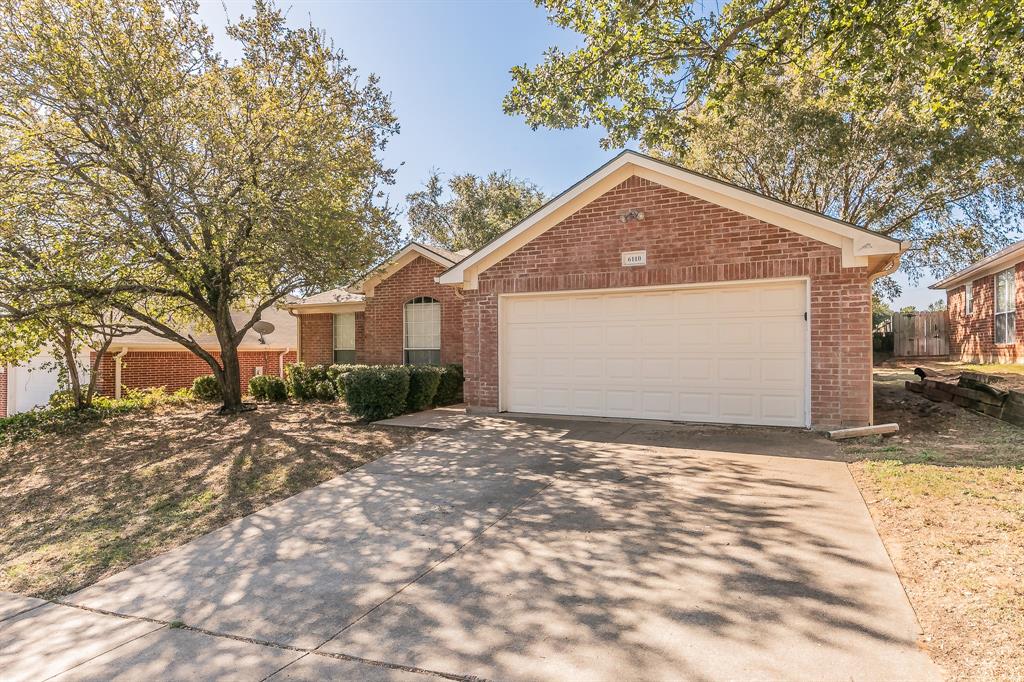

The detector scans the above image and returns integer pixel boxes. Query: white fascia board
[353,242,455,295]
[930,242,1024,290]
[439,151,903,288]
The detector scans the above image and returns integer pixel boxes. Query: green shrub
[406,365,443,412]
[285,363,333,400]
[250,374,290,402]
[47,390,75,410]
[343,366,410,421]
[434,364,464,406]
[314,379,337,402]
[264,377,288,402]
[330,364,369,398]
[192,375,222,402]
[249,374,271,400]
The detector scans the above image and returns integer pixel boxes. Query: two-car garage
[500,279,809,427]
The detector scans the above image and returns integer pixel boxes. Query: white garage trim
[498,277,812,428]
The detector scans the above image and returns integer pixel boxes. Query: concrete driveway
[2,417,940,681]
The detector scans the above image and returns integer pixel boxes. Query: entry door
[500,280,808,427]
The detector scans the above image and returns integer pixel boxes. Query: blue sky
[198,0,938,309]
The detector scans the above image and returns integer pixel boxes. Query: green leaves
[406,170,546,252]
[505,0,1024,280]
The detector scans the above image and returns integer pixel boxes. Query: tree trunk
[56,323,87,409]
[218,341,246,413]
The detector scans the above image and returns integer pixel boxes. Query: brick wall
[0,365,7,417]
[464,175,873,429]
[362,256,464,365]
[299,313,334,366]
[93,349,297,396]
[948,261,1024,363]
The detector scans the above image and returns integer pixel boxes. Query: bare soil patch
[0,402,429,599]
[843,369,1024,681]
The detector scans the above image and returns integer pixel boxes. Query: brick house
[292,152,905,429]
[90,305,298,400]
[931,240,1023,364]
[286,242,469,367]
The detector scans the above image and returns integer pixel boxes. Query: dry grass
[0,402,429,599]
[843,369,1024,681]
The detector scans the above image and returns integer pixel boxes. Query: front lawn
[842,367,1024,681]
[0,401,428,599]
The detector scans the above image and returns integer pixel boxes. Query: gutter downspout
[278,347,291,378]
[288,309,302,363]
[113,347,129,400]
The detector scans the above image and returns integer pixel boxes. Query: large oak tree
[0,0,400,411]
[504,0,1024,285]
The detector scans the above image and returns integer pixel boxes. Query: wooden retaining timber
[906,370,1024,427]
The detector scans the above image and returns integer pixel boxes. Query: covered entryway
[500,279,809,427]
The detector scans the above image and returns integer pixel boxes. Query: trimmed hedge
[192,375,222,402]
[330,364,369,398]
[249,375,288,402]
[285,363,336,401]
[406,365,443,412]
[434,364,464,406]
[344,366,410,421]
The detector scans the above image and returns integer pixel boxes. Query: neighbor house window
[965,281,974,315]
[404,296,441,364]
[995,269,1016,345]
[333,312,356,363]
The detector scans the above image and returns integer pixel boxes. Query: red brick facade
[93,349,297,396]
[948,261,1024,363]
[361,256,463,365]
[462,176,873,428]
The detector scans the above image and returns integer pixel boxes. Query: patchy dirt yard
[0,402,429,599]
[842,367,1024,681]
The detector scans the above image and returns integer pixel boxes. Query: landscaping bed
[842,367,1024,681]
[0,401,429,599]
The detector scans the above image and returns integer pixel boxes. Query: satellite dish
[252,320,275,344]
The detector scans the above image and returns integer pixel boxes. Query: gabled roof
[350,241,469,296]
[930,240,1024,290]
[438,150,907,290]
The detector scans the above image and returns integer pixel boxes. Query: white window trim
[965,281,973,315]
[994,269,1016,345]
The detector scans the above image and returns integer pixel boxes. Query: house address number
[621,250,647,267]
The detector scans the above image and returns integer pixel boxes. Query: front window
[333,313,356,363]
[965,281,973,315]
[404,296,441,364]
[995,269,1016,345]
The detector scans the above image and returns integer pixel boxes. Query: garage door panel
[606,390,638,414]
[761,394,802,421]
[502,280,807,427]
[573,357,603,379]
[606,325,635,347]
[606,357,635,379]
[676,290,716,316]
[678,392,715,419]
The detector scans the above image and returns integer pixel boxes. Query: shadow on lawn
[35,417,935,681]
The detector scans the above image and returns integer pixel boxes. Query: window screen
[404,297,441,365]
[334,313,356,364]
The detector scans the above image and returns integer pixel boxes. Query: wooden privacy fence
[892,311,949,357]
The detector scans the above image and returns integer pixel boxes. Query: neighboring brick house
[931,240,1023,364]
[287,242,468,367]
[91,305,297,398]
[438,151,905,429]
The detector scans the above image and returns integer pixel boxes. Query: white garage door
[501,280,808,427]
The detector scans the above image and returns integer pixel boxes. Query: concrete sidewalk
[3,417,942,681]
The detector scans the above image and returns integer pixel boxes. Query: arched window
[404,296,441,364]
